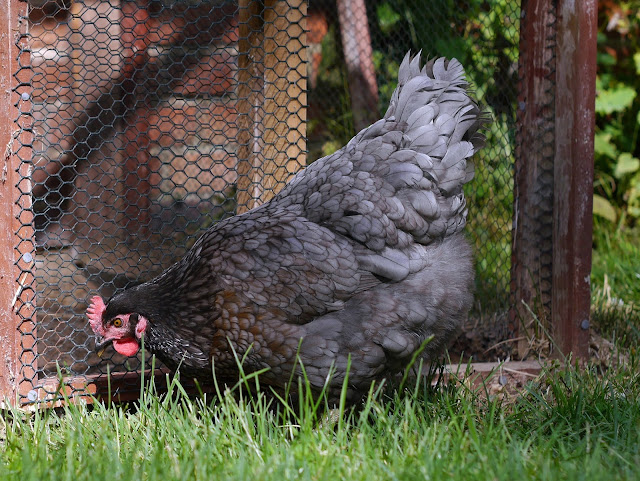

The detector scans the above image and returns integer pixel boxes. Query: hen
[87,53,486,400]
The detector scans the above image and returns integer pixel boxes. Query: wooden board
[236,0,307,213]
[0,0,35,403]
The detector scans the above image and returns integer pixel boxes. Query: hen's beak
[95,337,112,357]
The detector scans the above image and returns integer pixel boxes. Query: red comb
[87,295,107,336]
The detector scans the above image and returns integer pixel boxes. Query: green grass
[592,223,640,306]
[2,352,639,481]
[591,223,640,346]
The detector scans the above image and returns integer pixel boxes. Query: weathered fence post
[512,0,557,358]
[552,0,596,359]
[336,0,378,131]
[1,0,35,404]
[513,0,596,360]
[236,0,307,213]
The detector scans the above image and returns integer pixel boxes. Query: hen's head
[87,295,149,357]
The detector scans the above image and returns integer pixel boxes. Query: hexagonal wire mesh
[18,0,308,402]
[14,0,522,403]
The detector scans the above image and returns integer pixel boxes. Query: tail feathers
[275,52,488,280]
[374,52,486,245]
[365,53,487,242]
[388,53,486,152]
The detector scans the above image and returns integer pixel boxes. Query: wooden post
[236,0,307,213]
[121,1,153,235]
[511,0,556,358]
[336,0,378,132]
[512,0,595,360]
[236,0,266,213]
[1,0,35,404]
[552,0,596,359]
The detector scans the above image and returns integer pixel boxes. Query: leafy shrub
[594,1,640,226]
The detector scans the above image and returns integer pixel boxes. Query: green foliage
[595,83,637,115]
[367,0,519,114]
[594,3,640,225]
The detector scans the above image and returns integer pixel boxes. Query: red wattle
[113,338,140,357]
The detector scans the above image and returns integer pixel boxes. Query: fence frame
[0,0,598,405]
[1,0,35,405]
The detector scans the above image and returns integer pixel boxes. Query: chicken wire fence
[10,0,532,403]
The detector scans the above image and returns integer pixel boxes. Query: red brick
[173,50,237,97]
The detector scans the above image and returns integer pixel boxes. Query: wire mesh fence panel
[14,0,532,403]
[307,0,521,358]
[21,0,306,402]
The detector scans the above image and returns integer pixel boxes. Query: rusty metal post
[1,0,35,404]
[336,0,378,132]
[552,0,596,359]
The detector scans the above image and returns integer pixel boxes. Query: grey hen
[87,53,487,400]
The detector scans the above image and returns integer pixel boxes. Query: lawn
[2,333,639,480]
[591,224,640,347]
[1,355,638,481]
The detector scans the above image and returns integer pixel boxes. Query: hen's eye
[112,318,123,328]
